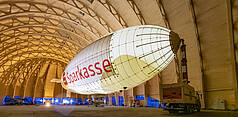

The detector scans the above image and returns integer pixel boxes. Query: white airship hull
[61,25,180,94]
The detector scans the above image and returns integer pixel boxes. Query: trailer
[160,83,201,113]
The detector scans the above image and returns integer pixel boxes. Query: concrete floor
[0,105,237,117]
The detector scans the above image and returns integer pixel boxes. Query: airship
[61,25,181,94]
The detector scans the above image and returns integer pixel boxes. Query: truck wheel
[191,106,196,113]
[190,106,194,113]
[191,105,195,113]
[188,107,192,113]
[184,105,189,113]
[169,110,177,114]
[197,108,200,112]
[185,105,192,113]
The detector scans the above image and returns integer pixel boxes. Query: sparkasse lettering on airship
[63,59,112,85]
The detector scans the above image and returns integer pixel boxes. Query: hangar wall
[160,0,238,110]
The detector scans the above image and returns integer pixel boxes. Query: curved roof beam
[0,58,67,85]
[156,0,171,29]
[0,51,72,73]
[12,60,41,93]
[0,33,81,59]
[1,59,37,85]
[0,39,77,59]
[95,0,128,29]
[5,62,29,87]
[0,14,93,44]
[0,13,95,42]
[0,54,68,80]
[0,57,66,77]
[0,34,76,56]
[23,60,43,97]
[126,0,146,25]
[0,0,102,38]
[1,35,80,54]
[106,0,143,26]
[0,24,90,46]
[58,0,113,34]
[2,58,64,86]
[0,28,84,50]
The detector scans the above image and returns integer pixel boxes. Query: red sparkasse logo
[63,59,112,85]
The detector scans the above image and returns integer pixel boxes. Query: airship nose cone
[169,31,181,54]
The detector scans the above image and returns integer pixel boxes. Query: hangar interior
[0,0,238,111]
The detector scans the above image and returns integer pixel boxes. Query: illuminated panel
[61,25,180,94]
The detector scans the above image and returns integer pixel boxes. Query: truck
[159,39,201,113]
[160,83,201,113]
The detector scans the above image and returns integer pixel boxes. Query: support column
[123,90,126,106]
[82,96,85,105]
[44,64,56,98]
[108,94,112,106]
[144,82,148,107]
[0,83,7,105]
[227,0,238,109]
[124,89,133,107]
[66,90,71,98]
[115,92,119,106]
[133,87,136,106]
[131,88,135,107]
[158,73,162,103]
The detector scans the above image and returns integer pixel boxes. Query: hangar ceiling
[0,0,163,103]
[0,0,237,110]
